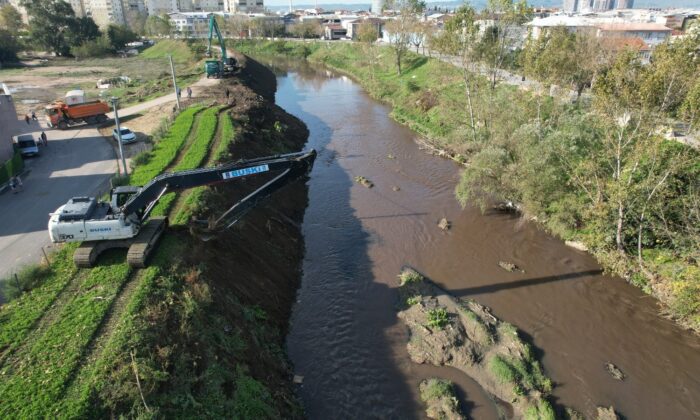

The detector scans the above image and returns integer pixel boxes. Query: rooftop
[598,23,672,31]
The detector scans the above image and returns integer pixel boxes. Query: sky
[265,0,700,9]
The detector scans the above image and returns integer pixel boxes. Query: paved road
[0,76,218,282]
[0,122,115,281]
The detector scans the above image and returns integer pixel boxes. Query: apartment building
[562,0,634,13]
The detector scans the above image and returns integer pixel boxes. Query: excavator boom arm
[207,15,227,61]
[122,150,316,221]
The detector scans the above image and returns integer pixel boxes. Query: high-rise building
[562,0,578,12]
[562,0,632,12]
[145,0,178,16]
[615,0,634,8]
[227,0,263,13]
[371,0,383,15]
[85,0,127,26]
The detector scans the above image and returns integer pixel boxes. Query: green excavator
[205,15,236,78]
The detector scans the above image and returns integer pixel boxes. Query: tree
[431,5,481,140]
[125,10,148,35]
[290,19,322,40]
[106,24,137,50]
[384,0,425,74]
[0,4,24,34]
[477,0,532,89]
[0,29,20,65]
[67,16,101,47]
[357,21,380,83]
[22,0,77,56]
[225,15,249,38]
[146,14,172,37]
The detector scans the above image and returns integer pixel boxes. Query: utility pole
[169,55,181,111]
[110,97,128,176]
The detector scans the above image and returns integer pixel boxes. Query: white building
[371,0,383,15]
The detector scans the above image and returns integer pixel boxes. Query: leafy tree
[290,19,322,40]
[21,0,77,56]
[432,5,481,140]
[67,16,101,47]
[478,0,532,89]
[384,0,425,74]
[357,21,380,82]
[146,14,172,37]
[0,4,24,34]
[0,29,20,65]
[106,24,138,50]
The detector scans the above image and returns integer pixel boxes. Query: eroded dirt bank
[90,55,311,417]
[179,54,310,414]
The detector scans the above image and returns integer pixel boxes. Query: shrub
[70,36,113,59]
[426,308,449,329]
[399,268,423,285]
[420,378,454,401]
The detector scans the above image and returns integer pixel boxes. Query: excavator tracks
[72,218,168,268]
[126,217,168,268]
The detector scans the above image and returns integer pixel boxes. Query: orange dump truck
[45,94,110,129]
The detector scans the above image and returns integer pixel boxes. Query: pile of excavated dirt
[397,268,555,419]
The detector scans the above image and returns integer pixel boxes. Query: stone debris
[605,362,625,381]
[498,261,524,273]
[354,175,374,188]
[392,186,401,191]
[438,218,451,230]
[293,375,304,384]
[596,406,620,420]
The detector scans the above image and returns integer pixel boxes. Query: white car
[112,127,137,144]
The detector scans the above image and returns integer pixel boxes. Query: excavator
[205,15,236,79]
[48,150,316,268]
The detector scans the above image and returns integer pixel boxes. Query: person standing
[14,175,23,191]
[176,87,181,98]
[31,111,37,121]
[24,114,30,124]
[187,86,192,99]
[40,131,48,146]
[8,176,16,193]
[225,88,230,102]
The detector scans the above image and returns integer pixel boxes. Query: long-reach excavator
[205,15,236,79]
[48,150,316,268]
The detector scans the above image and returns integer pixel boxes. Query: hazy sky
[265,0,700,8]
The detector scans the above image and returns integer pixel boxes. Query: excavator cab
[110,186,140,213]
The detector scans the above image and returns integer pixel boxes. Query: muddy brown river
[265,58,700,419]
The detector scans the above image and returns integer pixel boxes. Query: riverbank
[0,54,310,416]
[234,40,699,334]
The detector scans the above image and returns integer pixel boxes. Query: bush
[426,308,449,329]
[70,36,113,59]
[420,378,453,401]
[0,150,24,185]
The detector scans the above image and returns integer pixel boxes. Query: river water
[265,58,700,419]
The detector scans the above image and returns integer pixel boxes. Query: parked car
[112,127,137,144]
[13,134,40,157]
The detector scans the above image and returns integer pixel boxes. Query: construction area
[0,36,313,417]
